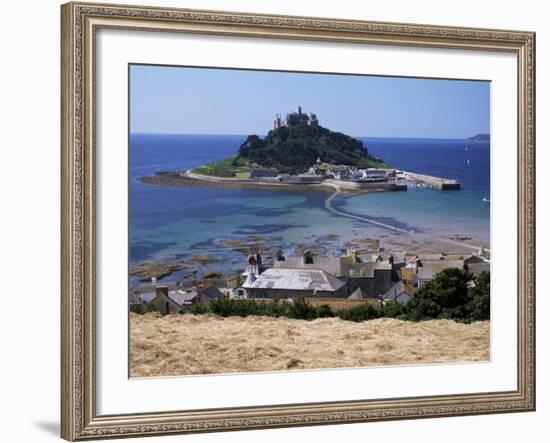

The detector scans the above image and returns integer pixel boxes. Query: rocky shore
[130,229,488,292]
[129,262,184,282]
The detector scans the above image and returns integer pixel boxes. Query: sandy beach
[130,313,490,377]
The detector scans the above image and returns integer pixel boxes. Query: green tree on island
[238,124,388,174]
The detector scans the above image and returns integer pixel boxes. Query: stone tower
[273,113,282,129]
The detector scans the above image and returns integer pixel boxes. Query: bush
[189,303,209,315]
[130,304,145,314]
[130,303,162,315]
[315,304,335,318]
[199,297,290,318]
[287,297,319,320]
[260,299,290,317]
[336,303,379,322]
[465,271,490,321]
[379,300,406,319]
[208,296,245,317]
[404,268,490,322]
[208,297,234,317]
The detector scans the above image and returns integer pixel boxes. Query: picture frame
[61,1,536,440]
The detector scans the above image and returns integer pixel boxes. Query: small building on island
[360,169,389,182]
[250,167,278,179]
[327,166,389,183]
[279,173,324,185]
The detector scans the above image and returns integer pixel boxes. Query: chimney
[347,248,358,264]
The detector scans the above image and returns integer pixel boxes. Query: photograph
[56,2,537,439]
[128,65,491,377]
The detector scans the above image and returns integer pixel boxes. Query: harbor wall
[324,179,407,191]
[401,171,461,190]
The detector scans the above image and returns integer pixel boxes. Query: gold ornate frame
[61,1,536,440]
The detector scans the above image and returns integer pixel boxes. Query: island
[140,106,459,191]
[194,105,388,177]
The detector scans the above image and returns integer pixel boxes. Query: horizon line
[129,132,490,141]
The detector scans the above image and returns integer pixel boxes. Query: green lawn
[192,156,251,178]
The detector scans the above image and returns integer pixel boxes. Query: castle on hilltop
[273,106,319,129]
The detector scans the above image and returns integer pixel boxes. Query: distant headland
[467,133,490,141]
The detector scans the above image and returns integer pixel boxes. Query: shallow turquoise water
[129,134,490,277]
[338,186,489,240]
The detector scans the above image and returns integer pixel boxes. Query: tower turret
[273,113,282,129]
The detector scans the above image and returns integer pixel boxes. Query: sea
[130,134,490,282]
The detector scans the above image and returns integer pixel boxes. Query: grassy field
[130,313,490,377]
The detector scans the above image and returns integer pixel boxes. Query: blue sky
[130,64,490,139]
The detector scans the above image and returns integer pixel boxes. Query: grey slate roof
[382,281,416,300]
[273,254,393,279]
[138,292,157,303]
[417,260,465,280]
[243,268,346,292]
[348,287,369,300]
[272,255,351,277]
[362,253,385,263]
[170,291,199,305]
[464,255,486,264]
[390,252,407,264]
[133,281,178,293]
[362,251,406,264]
[467,262,490,275]
[199,286,224,301]
[346,261,392,278]
[133,289,201,305]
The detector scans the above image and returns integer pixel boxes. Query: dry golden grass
[130,313,490,377]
